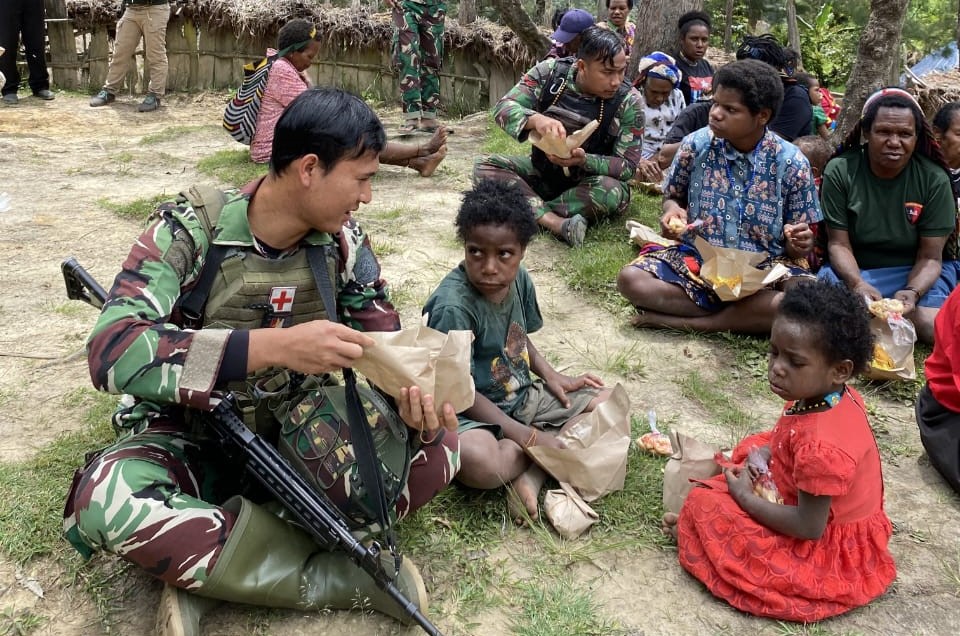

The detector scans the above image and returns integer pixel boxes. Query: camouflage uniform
[475,57,644,223]
[391,0,445,120]
[63,179,460,591]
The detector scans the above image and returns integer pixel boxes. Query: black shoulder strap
[177,185,230,325]
[538,57,573,113]
[306,245,401,572]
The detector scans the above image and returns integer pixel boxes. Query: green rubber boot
[193,496,427,624]
[155,584,221,636]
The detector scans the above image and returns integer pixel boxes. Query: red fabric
[676,387,895,622]
[926,287,960,412]
[819,88,840,123]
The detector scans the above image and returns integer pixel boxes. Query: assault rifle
[60,258,442,636]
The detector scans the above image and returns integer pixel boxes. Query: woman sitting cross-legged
[250,18,447,176]
[817,88,960,344]
[616,59,822,334]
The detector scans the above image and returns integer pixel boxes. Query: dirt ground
[1,92,959,636]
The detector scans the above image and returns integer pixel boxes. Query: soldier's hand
[529,114,566,139]
[547,147,586,167]
[248,320,374,375]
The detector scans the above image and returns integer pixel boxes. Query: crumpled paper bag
[865,313,917,381]
[526,383,631,502]
[694,236,790,301]
[626,220,677,248]
[529,119,600,158]
[353,325,476,417]
[662,430,723,515]
[543,482,599,540]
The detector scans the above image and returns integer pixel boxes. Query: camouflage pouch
[278,379,410,529]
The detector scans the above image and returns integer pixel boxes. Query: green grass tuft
[197,149,268,185]
[481,118,525,156]
[510,578,621,636]
[97,193,170,221]
[141,125,220,145]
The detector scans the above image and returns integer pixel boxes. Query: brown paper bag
[625,220,677,248]
[864,314,917,381]
[543,482,600,540]
[694,237,790,301]
[662,430,723,515]
[526,383,631,502]
[528,119,600,158]
[353,325,476,416]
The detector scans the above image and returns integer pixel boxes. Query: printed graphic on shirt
[490,322,531,405]
[688,76,713,103]
[905,202,923,225]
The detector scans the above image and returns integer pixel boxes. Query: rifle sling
[306,245,400,568]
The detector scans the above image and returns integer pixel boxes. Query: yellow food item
[869,298,904,319]
[667,217,686,232]
[705,273,743,290]
[637,432,673,456]
[871,344,896,371]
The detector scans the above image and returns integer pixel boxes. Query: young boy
[794,134,833,271]
[423,180,611,519]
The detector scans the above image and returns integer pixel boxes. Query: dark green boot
[194,496,427,624]
[155,583,221,636]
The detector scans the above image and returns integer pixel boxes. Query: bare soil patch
[1,92,958,635]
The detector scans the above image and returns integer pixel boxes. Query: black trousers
[916,384,960,495]
[0,0,50,95]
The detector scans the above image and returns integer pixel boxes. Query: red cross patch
[269,287,296,313]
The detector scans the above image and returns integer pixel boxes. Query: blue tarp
[904,41,958,82]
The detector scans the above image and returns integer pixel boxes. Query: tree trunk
[834,0,909,140]
[723,0,734,52]
[627,0,703,82]
[955,0,960,71]
[488,0,551,60]
[459,0,477,24]
[786,0,802,69]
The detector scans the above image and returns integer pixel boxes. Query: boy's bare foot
[507,464,546,523]
[419,127,448,156]
[661,512,679,540]
[409,145,447,177]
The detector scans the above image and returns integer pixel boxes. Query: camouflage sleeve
[86,203,228,410]
[583,88,643,181]
[493,59,556,141]
[336,220,401,332]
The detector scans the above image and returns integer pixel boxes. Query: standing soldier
[474,27,643,248]
[388,0,445,132]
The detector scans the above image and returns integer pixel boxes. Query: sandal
[559,214,587,248]
[398,121,419,134]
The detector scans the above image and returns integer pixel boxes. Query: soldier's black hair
[455,180,538,247]
[933,102,960,134]
[578,26,625,66]
[678,10,711,35]
[713,59,783,118]
[777,281,874,374]
[605,0,634,9]
[270,87,386,175]
[277,18,318,52]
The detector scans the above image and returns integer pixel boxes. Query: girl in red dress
[664,281,896,622]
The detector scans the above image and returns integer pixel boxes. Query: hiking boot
[138,93,160,112]
[89,89,115,107]
[32,89,55,100]
[2,93,18,105]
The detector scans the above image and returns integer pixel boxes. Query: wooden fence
[38,2,525,114]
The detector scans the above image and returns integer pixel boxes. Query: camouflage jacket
[493,57,645,182]
[86,178,399,431]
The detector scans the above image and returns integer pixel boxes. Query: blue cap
[551,9,595,44]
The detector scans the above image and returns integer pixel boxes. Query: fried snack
[747,446,783,504]
[871,343,897,371]
[667,217,686,233]
[704,273,744,291]
[868,298,905,319]
[637,432,673,456]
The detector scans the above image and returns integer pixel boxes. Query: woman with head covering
[673,11,714,105]
[818,88,960,343]
[735,34,811,142]
[634,52,686,180]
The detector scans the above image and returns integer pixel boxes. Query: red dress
[676,387,895,622]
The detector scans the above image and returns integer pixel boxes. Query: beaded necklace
[549,71,606,124]
[785,389,842,415]
[722,137,761,243]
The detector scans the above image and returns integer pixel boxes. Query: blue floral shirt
[664,128,822,257]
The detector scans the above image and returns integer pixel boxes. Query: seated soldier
[475,26,643,248]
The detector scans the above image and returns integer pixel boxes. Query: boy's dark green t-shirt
[423,263,543,413]
[821,146,955,269]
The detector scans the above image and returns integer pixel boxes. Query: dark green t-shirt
[422,263,543,414]
[821,146,955,269]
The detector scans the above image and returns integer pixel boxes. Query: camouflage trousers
[391,0,445,119]
[474,155,631,222]
[63,417,459,590]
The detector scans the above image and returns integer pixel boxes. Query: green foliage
[797,3,858,89]
[510,578,621,636]
[197,150,268,186]
[97,193,170,221]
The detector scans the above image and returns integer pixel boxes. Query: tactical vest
[531,57,631,189]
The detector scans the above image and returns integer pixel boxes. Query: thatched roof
[66,0,537,68]
[907,70,960,119]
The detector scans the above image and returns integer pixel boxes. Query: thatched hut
[60,0,537,112]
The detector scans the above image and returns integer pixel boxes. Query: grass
[197,149,268,185]
[509,578,621,636]
[678,370,766,447]
[141,125,220,145]
[97,193,170,221]
[0,606,46,635]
